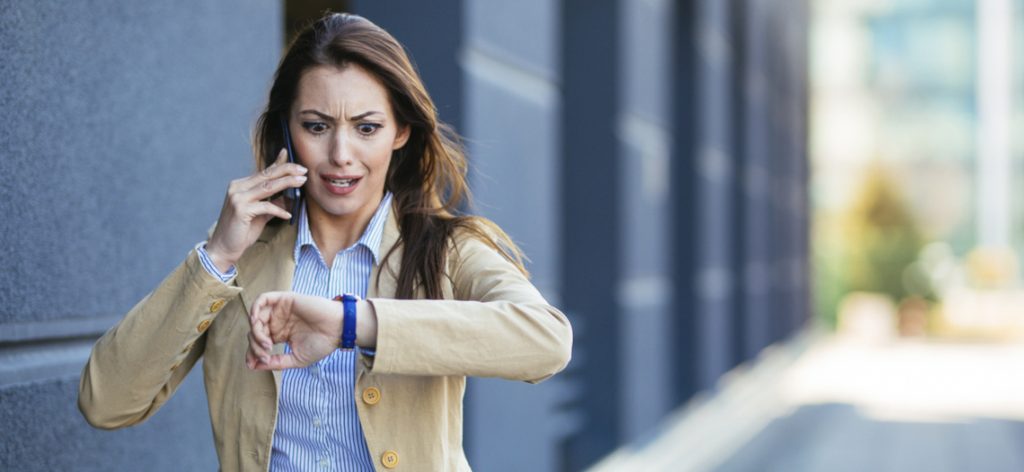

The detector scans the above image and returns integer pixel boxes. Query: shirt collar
[293,192,393,265]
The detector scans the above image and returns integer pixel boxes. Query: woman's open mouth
[321,174,362,195]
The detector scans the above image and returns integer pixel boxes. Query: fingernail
[296,175,307,181]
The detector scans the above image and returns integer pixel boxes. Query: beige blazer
[78,209,573,471]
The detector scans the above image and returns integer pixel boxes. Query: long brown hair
[252,12,526,299]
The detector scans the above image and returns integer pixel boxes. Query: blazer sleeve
[77,249,243,429]
[366,236,573,383]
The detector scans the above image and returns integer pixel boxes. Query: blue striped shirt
[198,193,393,471]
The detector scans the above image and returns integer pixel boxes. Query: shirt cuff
[359,347,376,357]
[195,241,236,283]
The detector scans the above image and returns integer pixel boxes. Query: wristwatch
[333,294,358,350]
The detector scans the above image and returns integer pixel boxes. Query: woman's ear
[392,125,410,150]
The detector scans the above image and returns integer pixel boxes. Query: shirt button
[196,319,212,333]
[318,457,329,469]
[312,417,321,428]
[381,450,399,469]
[309,365,319,375]
[362,387,381,405]
[209,298,226,313]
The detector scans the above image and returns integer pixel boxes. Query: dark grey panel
[670,0,703,406]
[467,0,559,82]
[0,0,280,324]
[619,302,672,442]
[353,0,464,129]
[737,0,776,358]
[621,0,673,124]
[618,0,672,280]
[695,299,734,388]
[464,67,560,294]
[729,0,751,367]
[562,0,624,468]
[0,367,215,471]
[466,377,578,472]
[614,132,671,278]
[694,0,738,391]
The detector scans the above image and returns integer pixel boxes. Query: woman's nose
[329,131,354,167]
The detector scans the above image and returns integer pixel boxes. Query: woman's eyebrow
[299,109,337,121]
[298,109,384,121]
[349,111,383,121]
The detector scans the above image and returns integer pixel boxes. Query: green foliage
[814,163,927,327]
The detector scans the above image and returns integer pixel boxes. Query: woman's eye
[357,123,381,135]
[302,122,328,133]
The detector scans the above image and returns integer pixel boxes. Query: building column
[562,0,624,468]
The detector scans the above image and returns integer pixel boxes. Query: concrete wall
[0,1,280,469]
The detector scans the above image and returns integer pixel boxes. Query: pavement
[589,329,1024,471]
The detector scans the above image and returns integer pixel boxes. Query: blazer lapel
[360,206,401,377]
[368,206,401,300]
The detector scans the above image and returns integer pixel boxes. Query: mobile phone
[279,115,302,225]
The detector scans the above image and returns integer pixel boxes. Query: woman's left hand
[246,291,341,370]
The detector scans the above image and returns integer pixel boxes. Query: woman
[78,13,572,471]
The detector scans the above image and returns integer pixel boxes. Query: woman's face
[288,64,409,227]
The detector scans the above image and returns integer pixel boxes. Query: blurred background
[0,0,1021,471]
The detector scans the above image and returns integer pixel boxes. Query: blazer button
[197,319,212,333]
[362,387,381,405]
[209,299,226,313]
[381,450,399,469]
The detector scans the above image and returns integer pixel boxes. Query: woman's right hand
[205,149,307,272]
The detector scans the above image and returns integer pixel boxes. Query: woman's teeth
[329,178,354,187]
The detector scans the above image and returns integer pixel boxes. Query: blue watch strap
[334,294,358,350]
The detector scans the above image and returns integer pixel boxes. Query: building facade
[0,1,808,470]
